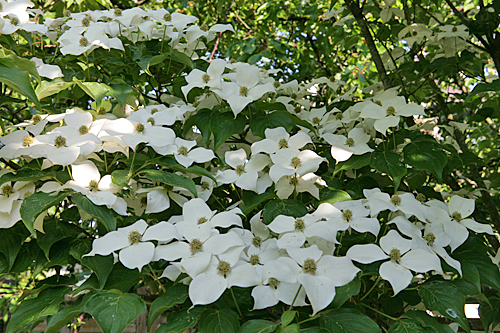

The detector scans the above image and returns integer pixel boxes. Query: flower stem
[358,302,398,321]
[230,288,244,318]
[148,264,165,292]
[288,285,302,311]
[358,276,381,302]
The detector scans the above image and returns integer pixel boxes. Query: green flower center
[135,123,145,133]
[217,260,231,277]
[390,248,401,263]
[197,217,208,225]
[424,233,436,245]
[268,277,280,289]
[81,17,91,27]
[22,135,34,147]
[342,209,353,221]
[32,114,42,124]
[79,37,89,47]
[163,13,172,21]
[294,106,302,113]
[1,184,13,197]
[114,8,122,16]
[390,195,401,206]
[190,238,203,254]
[278,138,288,149]
[239,86,249,97]
[236,165,245,175]
[200,23,209,32]
[54,135,66,148]
[290,93,297,99]
[374,100,382,106]
[88,180,98,191]
[250,254,260,265]
[252,236,262,247]
[329,76,336,82]
[386,106,396,116]
[150,108,159,114]
[312,117,321,125]
[202,74,211,83]
[303,258,317,274]
[63,9,71,17]
[294,218,305,231]
[291,157,301,168]
[451,212,462,222]
[140,196,148,206]
[452,26,458,32]
[416,193,426,203]
[273,81,281,88]
[128,231,142,244]
[147,117,155,125]
[201,181,210,190]
[10,16,19,26]
[78,125,89,135]
[289,176,298,186]
[412,30,418,36]
[346,138,355,147]
[335,112,343,120]
[177,146,188,156]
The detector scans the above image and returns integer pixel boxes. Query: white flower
[181,59,226,98]
[322,127,373,162]
[269,149,324,183]
[215,64,275,116]
[158,138,215,168]
[327,200,381,237]
[275,173,323,200]
[347,230,442,295]
[30,57,63,79]
[85,219,180,271]
[251,127,312,155]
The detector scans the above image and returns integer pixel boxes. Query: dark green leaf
[84,290,146,333]
[241,191,277,215]
[81,254,114,289]
[111,170,131,188]
[281,310,296,327]
[141,169,197,197]
[103,262,143,292]
[36,219,78,259]
[45,294,91,333]
[210,111,247,150]
[109,84,133,109]
[370,151,406,190]
[403,310,454,333]
[318,188,351,205]
[250,112,293,138]
[156,307,205,333]
[6,287,71,333]
[71,193,116,231]
[403,142,446,181]
[237,320,277,333]
[0,226,26,270]
[319,308,381,333]
[0,64,42,111]
[479,297,500,333]
[148,284,189,330]
[0,168,51,185]
[466,79,500,100]
[74,80,110,109]
[329,275,361,308]
[335,153,371,173]
[21,191,70,236]
[198,308,240,333]
[263,199,308,223]
[418,281,469,333]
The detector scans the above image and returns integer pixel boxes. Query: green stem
[358,276,381,302]
[358,302,398,321]
[230,288,244,318]
[67,165,73,180]
[148,264,165,292]
[288,285,302,311]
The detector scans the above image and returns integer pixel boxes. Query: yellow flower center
[88,180,98,191]
[268,277,280,289]
[294,218,305,231]
[147,117,155,125]
[424,233,436,245]
[390,248,401,263]
[278,138,288,149]
[291,157,301,168]
[386,106,396,116]
[197,217,208,225]
[239,86,249,97]
[81,17,91,27]
[163,13,172,21]
[451,212,462,222]
[342,209,353,221]
[273,81,281,88]
[416,193,426,203]
[135,123,145,133]
[190,238,203,254]
[10,16,19,26]
[1,184,13,197]
[54,135,66,148]
[114,8,122,16]
[312,117,321,125]
[217,260,231,277]
[252,236,262,247]
[202,74,211,83]
[79,37,89,47]
[98,107,107,115]
[201,181,211,190]
[78,125,89,135]
[177,146,188,156]
[390,195,401,206]
[236,165,245,175]
[32,114,42,124]
[335,112,343,120]
[346,138,355,147]
[22,135,34,147]
[200,23,209,32]
[128,231,142,244]
[250,254,260,265]
[302,258,317,274]
[294,106,302,113]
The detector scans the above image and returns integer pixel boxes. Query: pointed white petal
[298,274,335,315]
[346,244,388,264]
[379,261,413,295]
[118,242,155,271]
[189,273,227,305]
[143,221,181,242]
[85,231,130,256]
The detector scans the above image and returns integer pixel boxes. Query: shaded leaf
[21,191,70,236]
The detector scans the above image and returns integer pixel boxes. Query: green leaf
[159,156,217,183]
[0,168,51,185]
[452,237,500,291]
[318,188,351,205]
[329,275,361,308]
[156,307,205,333]
[479,297,500,333]
[6,287,71,333]
[319,308,381,333]
[263,199,308,223]
[81,254,114,289]
[276,324,300,333]
[103,263,143,292]
[300,328,329,333]
[109,84,133,109]
[0,64,42,110]
[281,310,296,327]
[141,169,197,197]
[334,153,371,173]
[20,191,70,236]
[249,111,293,137]
[370,151,407,190]
[403,141,446,181]
[210,111,247,150]
[460,260,481,295]
[74,80,110,109]
[148,284,189,330]
[403,310,454,333]
[237,320,277,333]
[36,80,74,100]
[466,78,500,100]
[418,281,469,333]
[46,294,91,333]
[71,193,116,231]
[241,191,277,215]
[36,219,78,259]
[389,319,428,333]
[0,226,25,270]
[169,49,194,69]
[84,290,147,333]
[111,170,131,188]
[198,308,240,333]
